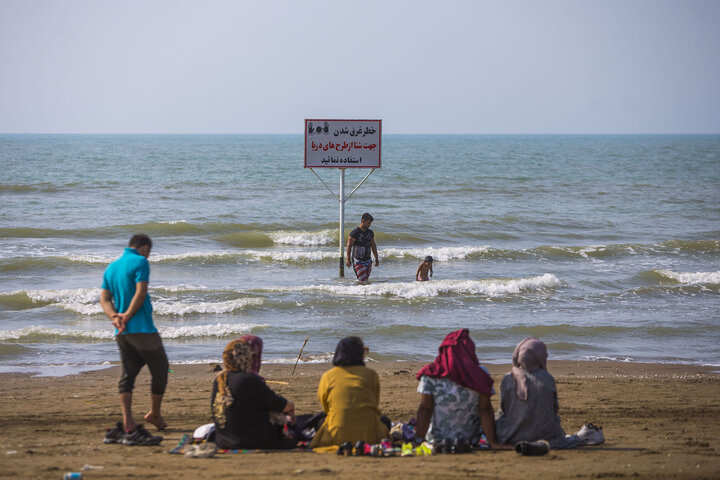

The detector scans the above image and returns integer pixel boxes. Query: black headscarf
[332,336,365,366]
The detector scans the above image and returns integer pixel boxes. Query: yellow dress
[310,365,389,447]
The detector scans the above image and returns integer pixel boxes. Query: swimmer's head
[424,256,433,263]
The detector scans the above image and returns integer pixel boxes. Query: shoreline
[2,357,719,379]
[1,360,719,479]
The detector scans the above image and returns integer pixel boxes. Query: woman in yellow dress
[310,336,390,447]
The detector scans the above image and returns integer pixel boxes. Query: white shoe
[184,442,218,458]
[576,423,605,445]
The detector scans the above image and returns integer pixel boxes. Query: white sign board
[304,119,381,168]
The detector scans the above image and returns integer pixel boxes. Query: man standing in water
[346,213,379,282]
[100,234,167,446]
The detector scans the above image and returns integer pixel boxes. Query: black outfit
[116,332,168,394]
[211,371,295,449]
[349,227,374,261]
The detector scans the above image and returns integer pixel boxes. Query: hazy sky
[1,0,719,134]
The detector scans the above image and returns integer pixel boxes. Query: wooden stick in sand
[292,336,310,376]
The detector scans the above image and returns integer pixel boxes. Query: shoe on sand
[103,422,125,444]
[401,442,414,457]
[184,442,217,458]
[354,440,367,456]
[337,441,353,456]
[121,425,163,446]
[515,440,550,456]
[577,423,605,445]
[414,442,433,456]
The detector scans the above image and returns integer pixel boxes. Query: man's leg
[120,392,136,432]
[116,334,145,432]
[139,333,169,430]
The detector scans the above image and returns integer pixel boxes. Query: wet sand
[1,361,718,479]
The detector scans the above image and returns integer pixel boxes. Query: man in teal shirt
[100,234,167,446]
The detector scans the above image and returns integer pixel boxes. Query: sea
[1,134,719,376]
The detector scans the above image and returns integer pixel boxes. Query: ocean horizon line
[1,132,719,136]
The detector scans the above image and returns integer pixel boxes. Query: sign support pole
[339,168,346,277]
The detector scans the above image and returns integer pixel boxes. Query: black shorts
[116,332,169,395]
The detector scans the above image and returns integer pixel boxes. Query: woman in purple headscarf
[495,337,602,448]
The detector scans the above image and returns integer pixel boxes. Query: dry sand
[1,360,719,479]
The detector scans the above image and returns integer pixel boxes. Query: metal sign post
[305,119,381,277]
[307,166,376,277]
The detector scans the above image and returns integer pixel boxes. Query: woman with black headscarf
[309,336,389,447]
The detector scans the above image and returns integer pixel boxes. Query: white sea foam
[269,229,335,246]
[152,298,264,316]
[0,326,115,341]
[576,245,607,259]
[244,249,338,262]
[25,288,100,304]
[157,322,267,338]
[154,284,210,293]
[35,245,491,265]
[66,254,116,264]
[658,270,720,285]
[278,274,561,299]
[381,246,490,261]
[148,251,239,262]
[0,322,267,341]
[20,287,263,316]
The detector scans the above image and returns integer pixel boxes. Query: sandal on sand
[576,423,605,445]
[184,442,217,458]
[515,440,550,456]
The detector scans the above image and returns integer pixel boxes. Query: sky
[1,0,719,134]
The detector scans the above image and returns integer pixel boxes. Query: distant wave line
[258,274,562,299]
[0,322,268,342]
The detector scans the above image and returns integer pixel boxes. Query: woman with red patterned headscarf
[415,329,509,449]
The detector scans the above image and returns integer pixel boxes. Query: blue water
[1,134,719,375]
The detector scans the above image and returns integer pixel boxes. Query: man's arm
[345,236,356,267]
[371,239,379,266]
[113,281,148,333]
[100,289,124,332]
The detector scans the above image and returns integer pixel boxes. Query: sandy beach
[1,360,718,479]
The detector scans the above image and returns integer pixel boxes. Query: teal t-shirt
[101,247,157,334]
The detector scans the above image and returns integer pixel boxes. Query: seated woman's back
[313,365,386,445]
[496,368,567,446]
[310,337,389,447]
[495,337,577,449]
[211,336,296,450]
[212,370,288,449]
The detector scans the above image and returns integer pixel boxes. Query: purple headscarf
[511,337,548,400]
[239,334,263,375]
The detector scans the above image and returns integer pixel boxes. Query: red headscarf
[416,329,493,395]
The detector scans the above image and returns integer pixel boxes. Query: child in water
[416,256,433,281]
